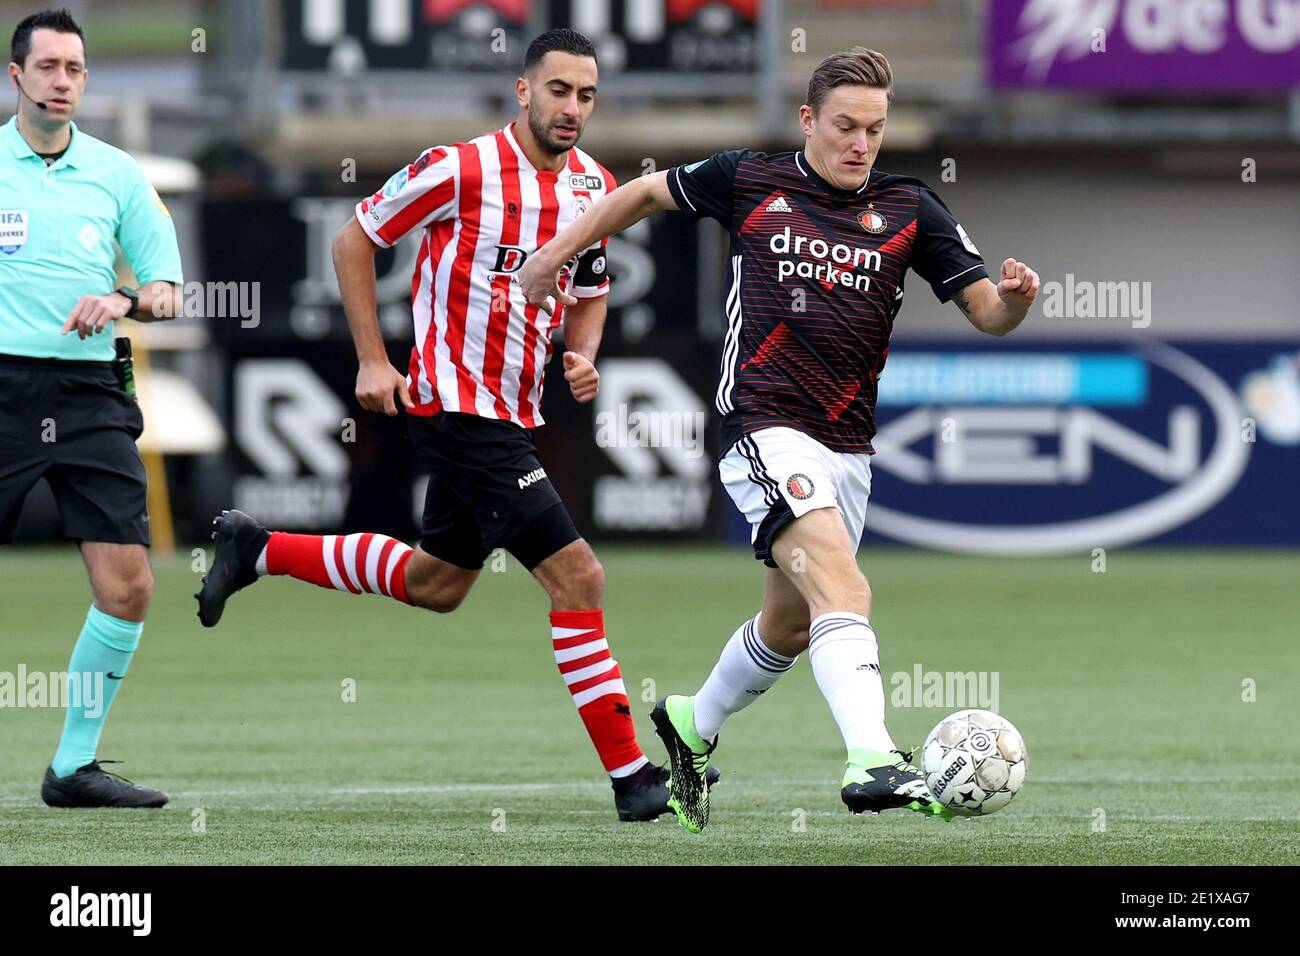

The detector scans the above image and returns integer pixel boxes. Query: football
[921,709,1028,817]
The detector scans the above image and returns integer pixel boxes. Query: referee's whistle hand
[61,294,131,340]
[355,360,414,416]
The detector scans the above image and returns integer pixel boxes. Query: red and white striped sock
[550,610,648,778]
[262,532,413,605]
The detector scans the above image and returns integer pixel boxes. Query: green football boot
[649,695,717,833]
[841,748,954,821]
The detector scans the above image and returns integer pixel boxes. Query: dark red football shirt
[666,148,987,454]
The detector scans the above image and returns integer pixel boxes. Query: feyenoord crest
[858,205,887,234]
[786,474,815,500]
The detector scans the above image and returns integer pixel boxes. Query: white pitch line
[165,783,594,798]
[0,781,603,805]
[0,802,1291,825]
[0,782,1292,826]
[0,774,1294,803]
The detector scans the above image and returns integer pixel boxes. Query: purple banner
[988,0,1300,92]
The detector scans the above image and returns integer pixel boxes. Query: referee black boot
[41,761,168,809]
[196,509,269,627]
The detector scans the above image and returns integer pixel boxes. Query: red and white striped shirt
[355,121,614,428]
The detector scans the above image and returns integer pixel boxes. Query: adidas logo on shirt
[766,196,793,213]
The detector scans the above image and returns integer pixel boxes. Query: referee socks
[51,605,143,779]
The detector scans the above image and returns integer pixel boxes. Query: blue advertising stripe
[718,339,1300,550]
[877,354,1147,407]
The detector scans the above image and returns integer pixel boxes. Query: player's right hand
[518,250,577,316]
[355,360,414,416]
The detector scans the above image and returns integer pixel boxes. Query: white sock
[254,544,269,576]
[808,611,896,755]
[693,614,798,741]
[609,756,649,779]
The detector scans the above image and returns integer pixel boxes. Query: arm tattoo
[951,288,973,317]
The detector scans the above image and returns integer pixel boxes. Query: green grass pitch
[0,545,1295,865]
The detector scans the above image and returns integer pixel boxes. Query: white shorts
[719,426,872,566]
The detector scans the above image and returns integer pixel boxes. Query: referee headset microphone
[13,78,48,110]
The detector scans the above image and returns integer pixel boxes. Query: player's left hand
[563,351,599,403]
[997,258,1040,309]
[62,293,132,340]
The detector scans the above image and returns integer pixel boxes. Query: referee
[2,9,182,807]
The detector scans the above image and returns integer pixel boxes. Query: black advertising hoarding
[279,0,759,74]
[222,344,420,538]
[547,0,760,72]
[280,0,533,72]
[534,337,721,541]
[216,339,722,544]
[200,196,706,345]
[201,195,723,543]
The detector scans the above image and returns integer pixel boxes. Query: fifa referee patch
[0,210,28,254]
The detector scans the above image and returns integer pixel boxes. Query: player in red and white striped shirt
[196,29,712,821]
[353,85,614,426]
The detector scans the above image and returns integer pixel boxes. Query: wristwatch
[113,286,140,318]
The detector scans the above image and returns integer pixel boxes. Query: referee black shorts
[0,354,150,546]
[406,411,580,572]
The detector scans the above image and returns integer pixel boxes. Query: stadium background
[3,0,1297,552]
[0,0,1296,865]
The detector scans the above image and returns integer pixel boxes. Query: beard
[528,102,580,155]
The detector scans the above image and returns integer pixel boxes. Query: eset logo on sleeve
[0,210,29,255]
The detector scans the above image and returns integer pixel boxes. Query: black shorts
[406,411,578,571]
[0,353,150,546]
